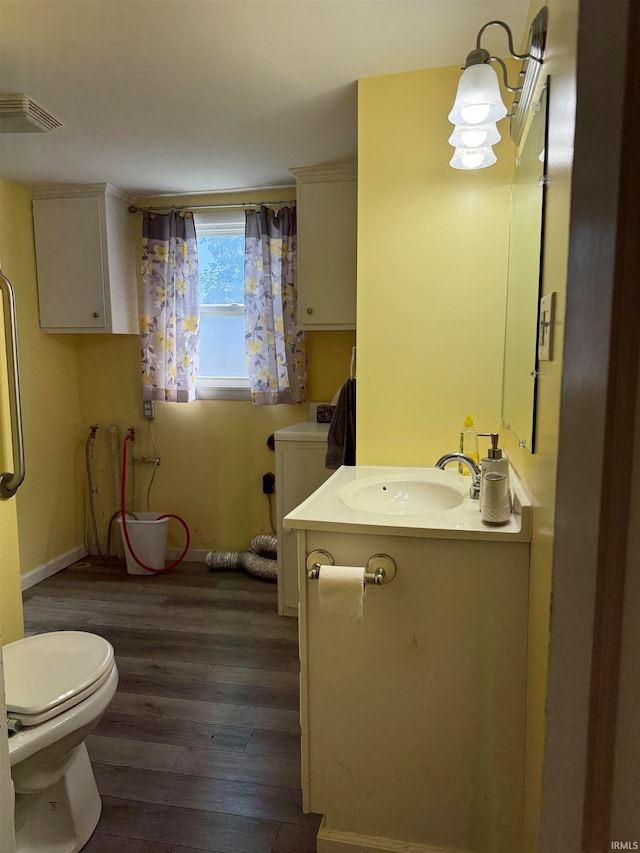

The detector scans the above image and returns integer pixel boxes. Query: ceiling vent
[0,94,63,133]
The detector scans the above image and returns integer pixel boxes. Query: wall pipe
[120,431,190,572]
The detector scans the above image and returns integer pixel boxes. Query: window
[194,211,249,400]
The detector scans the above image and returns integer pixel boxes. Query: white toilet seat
[4,631,115,726]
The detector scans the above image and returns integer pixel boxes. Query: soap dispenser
[478,433,511,523]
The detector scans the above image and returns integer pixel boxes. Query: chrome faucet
[435,453,481,499]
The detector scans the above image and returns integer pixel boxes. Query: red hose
[120,432,190,572]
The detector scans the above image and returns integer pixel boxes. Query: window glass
[198,234,244,305]
[194,211,249,397]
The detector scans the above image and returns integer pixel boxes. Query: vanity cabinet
[32,183,138,334]
[290,163,357,330]
[285,465,533,853]
[274,422,331,616]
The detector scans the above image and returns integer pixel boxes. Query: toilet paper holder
[306,550,397,585]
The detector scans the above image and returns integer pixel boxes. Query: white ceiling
[0,0,531,197]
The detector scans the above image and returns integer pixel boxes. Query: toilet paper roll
[318,565,366,620]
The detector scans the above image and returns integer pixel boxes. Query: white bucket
[117,512,169,575]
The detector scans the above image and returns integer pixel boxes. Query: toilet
[4,631,118,853]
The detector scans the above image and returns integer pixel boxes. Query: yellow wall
[76,188,354,554]
[0,179,85,589]
[357,64,515,466]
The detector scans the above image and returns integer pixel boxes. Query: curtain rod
[128,200,296,214]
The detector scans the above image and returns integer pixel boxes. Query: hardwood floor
[22,558,320,853]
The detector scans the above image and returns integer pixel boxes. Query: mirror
[501,79,549,453]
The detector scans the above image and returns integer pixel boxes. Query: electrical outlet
[262,472,275,494]
[143,401,155,420]
[538,292,555,361]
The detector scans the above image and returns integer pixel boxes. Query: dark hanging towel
[325,378,356,469]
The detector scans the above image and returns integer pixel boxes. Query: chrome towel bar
[306,550,397,585]
[0,270,25,499]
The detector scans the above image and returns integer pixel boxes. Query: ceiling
[0,0,531,197]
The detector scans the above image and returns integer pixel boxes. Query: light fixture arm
[490,56,523,93]
[449,5,548,155]
[476,19,534,62]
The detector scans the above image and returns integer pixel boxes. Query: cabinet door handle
[306,307,313,315]
[92,312,100,319]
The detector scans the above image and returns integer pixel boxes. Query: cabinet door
[297,180,357,329]
[33,196,107,330]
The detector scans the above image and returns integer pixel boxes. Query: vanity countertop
[284,464,532,542]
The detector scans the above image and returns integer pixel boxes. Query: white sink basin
[340,471,466,515]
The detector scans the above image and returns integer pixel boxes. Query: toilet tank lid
[3,631,114,716]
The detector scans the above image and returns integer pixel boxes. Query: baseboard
[316,819,468,853]
[21,545,87,591]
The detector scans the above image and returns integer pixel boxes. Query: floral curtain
[139,211,199,402]
[244,206,306,404]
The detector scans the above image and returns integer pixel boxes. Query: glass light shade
[448,122,501,149]
[448,63,508,126]
[449,145,497,170]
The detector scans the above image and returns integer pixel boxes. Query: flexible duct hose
[249,533,277,558]
[206,534,278,580]
[240,550,277,580]
[120,432,190,573]
[206,549,277,580]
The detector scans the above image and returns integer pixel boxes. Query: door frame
[540,0,639,849]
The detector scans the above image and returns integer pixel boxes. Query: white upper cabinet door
[32,184,138,334]
[291,164,357,330]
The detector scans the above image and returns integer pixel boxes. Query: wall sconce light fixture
[448,6,548,170]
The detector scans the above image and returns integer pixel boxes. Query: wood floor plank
[107,636,296,671]
[217,576,277,592]
[249,612,298,628]
[23,597,96,616]
[59,566,273,593]
[24,593,169,615]
[96,795,279,853]
[94,764,320,828]
[23,582,170,605]
[172,746,301,789]
[109,691,300,733]
[87,734,185,771]
[87,609,299,640]
[23,611,90,630]
[206,665,299,690]
[33,577,278,607]
[94,712,252,752]
[82,833,173,853]
[115,656,215,682]
[272,823,320,853]
[85,622,297,655]
[116,672,299,711]
[244,730,301,761]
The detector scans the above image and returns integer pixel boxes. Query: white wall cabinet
[32,183,138,334]
[274,422,331,616]
[290,163,357,330]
